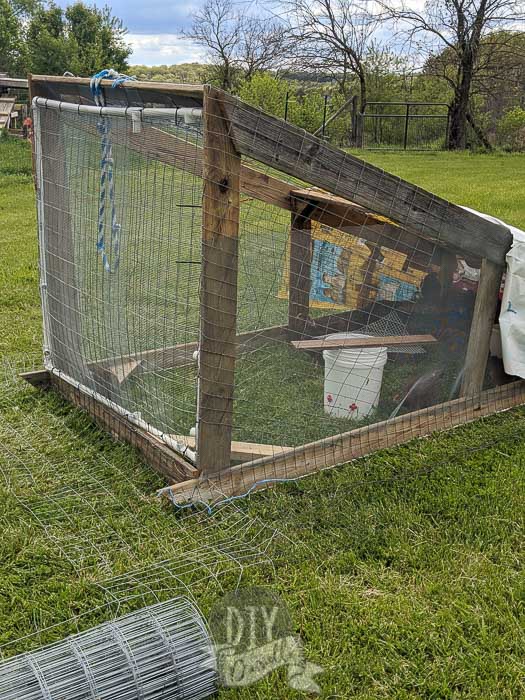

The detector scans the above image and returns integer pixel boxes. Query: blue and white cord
[90,69,136,272]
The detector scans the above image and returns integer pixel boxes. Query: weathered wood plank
[288,204,313,339]
[218,91,512,265]
[291,334,437,351]
[88,323,290,376]
[165,379,525,502]
[31,74,204,96]
[177,436,291,462]
[197,86,241,476]
[461,259,505,397]
[0,76,28,90]
[30,75,204,108]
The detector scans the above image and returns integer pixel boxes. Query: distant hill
[130,64,333,86]
[130,64,208,84]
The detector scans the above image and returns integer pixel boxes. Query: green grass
[351,150,525,229]
[1,136,525,698]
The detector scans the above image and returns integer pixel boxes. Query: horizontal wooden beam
[82,121,439,269]
[218,90,512,266]
[164,379,525,503]
[176,436,291,462]
[291,334,437,351]
[0,77,28,89]
[30,75,204,97]
[29,75,203,109]
[88,324,290,377]
[21,369,198,483]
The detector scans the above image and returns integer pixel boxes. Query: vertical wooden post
[460,258,504,397]
[357,243,382,309]
[438,249,457,304]
[197,86,241,476]
[288,204,313,339]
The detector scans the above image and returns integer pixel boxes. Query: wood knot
[219,177,229,193]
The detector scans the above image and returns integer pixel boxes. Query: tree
[66,3,130,76]
[426,30,525,142]
[381,0,525,149]
[26,2,131,76]
[26,5,72,75]
[281,0,382,110]
[183,0,287,91]
[0,0,26,74]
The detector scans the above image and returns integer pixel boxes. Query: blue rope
[90,69,136,273]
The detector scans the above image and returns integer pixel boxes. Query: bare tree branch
[378,0,524,148]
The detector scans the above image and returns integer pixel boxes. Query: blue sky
[56,0,207,64]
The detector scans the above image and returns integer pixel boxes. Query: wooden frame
[197,86,241,476]
[24,76,518,501]
[165,379,525,503]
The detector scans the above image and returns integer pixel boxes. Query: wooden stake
[288,204,313,339]
[461,258,504,397]
[439,250,457,304]
[197,86,241,476]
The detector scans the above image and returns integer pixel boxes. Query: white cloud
[128,34,207,66]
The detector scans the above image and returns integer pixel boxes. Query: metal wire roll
[0,597,217,700]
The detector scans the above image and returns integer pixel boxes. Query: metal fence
[361,102,450,151]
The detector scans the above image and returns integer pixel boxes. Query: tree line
[0,0,130,78]
[1,0,524,150]
[179,0,525,150]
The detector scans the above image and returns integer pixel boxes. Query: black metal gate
[361,102,450,150]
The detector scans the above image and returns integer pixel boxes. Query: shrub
[238,72,289,119]
[497,107,525,151]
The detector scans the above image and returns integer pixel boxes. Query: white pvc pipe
[45,364,197,463]
[33,96,202,121]
[32,105,53,360]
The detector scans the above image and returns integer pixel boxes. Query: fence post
[322,94,329,139]
[403,103,410,150]
[350,95,358,146]
[460,259,504,397]
[284,91,290,122]
[197,86,241,476]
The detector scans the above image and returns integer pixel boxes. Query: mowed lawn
[1,135,525,698]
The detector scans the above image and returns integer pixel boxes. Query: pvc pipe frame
[32,96,203,121]
[32,95,199,464]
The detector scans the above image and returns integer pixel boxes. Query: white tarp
[462,207,525,378]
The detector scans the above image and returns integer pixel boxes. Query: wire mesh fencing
[0,596,216,700]
[360,102,450,151]
[30,81,519,505]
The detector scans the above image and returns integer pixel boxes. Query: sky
[56,0,208,65]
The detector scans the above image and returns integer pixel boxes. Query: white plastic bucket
[323,333,388,419]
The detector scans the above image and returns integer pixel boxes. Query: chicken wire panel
[33,91,509,486]
[230,192,475,453]
[0,596,216,700]
[34,102,203,446]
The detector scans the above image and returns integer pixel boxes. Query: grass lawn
[1,134,525,698]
